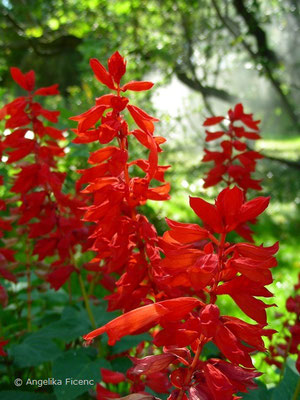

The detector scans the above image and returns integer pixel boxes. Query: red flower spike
[1,68,87,300]
[202,103,263,193]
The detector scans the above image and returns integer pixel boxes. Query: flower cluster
[0,68,87,291]
[78,57,278,400]
[266,273,300,374]
[84,187,277,399]
[70,51,170,312]
[202,103,263,194]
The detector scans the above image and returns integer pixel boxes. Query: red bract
[71,52,170,313]
[202,103,263,193]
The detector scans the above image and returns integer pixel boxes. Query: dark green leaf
[9,334,62,368]
[52,348,110,400]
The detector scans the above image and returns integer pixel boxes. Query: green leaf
[9,334,62,368]
[271,358,300,400]
[201,341,219,358]
[111,357,132,373]
[92,300,119,326]
[37,306,91,341]
[111,333,152,354]
[52,348,110,400]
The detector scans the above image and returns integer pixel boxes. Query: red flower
[190,186,269,234]
[83,297,202,345]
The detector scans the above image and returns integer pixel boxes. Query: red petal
[90,58,116,90]
[215,187,244,232]
[34,84,59,96]
[100,368,126,384]
[47,265,75,291]
[127,105,158,134]
[70,105,106,132]
[190,197,223,233]
[205,130,225,142]
[164,218,210,243]
[88,146,119,164]
[239,196,270,223]
[108,51,126,85]
[10,67,35,91]
[121,81,154,92]
[203,116,224,126]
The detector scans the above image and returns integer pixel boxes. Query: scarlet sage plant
[81,85,279,399]
[0,68,88,329]
[70,51,170,313]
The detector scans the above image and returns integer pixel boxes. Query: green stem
[88,272,100,297]
[78,272,96,330]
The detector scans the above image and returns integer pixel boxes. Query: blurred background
[0,0,300,383]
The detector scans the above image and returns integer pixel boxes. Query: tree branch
[175,68,235,102]
[211,0,300,128]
